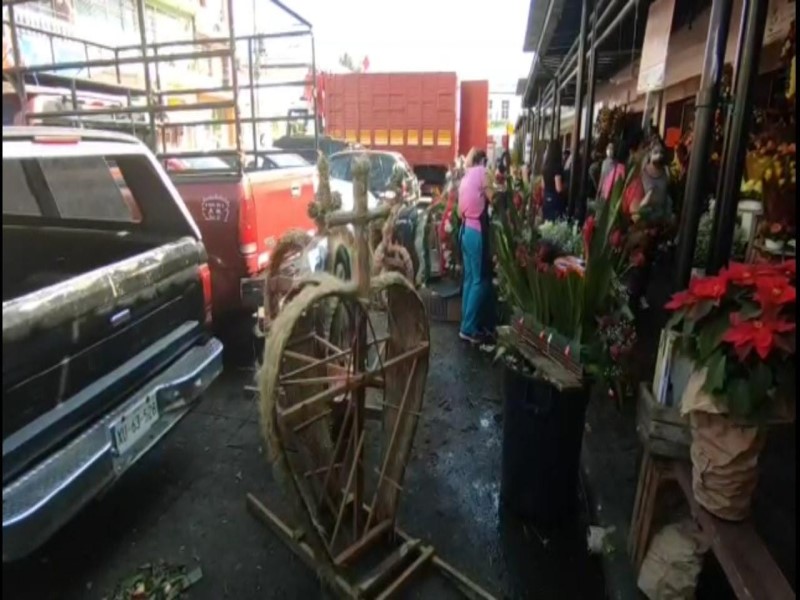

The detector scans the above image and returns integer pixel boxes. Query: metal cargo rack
[2,0,319,174]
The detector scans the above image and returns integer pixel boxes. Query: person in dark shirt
[541,140,566,221]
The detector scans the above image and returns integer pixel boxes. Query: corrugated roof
[521,0,711,108]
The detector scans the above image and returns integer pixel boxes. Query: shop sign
[637,0,676,94]
[763,0,795,46]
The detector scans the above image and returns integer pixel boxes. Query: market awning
[521,0,711,108]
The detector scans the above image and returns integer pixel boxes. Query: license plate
[110,395,160,456]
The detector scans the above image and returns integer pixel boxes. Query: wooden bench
[629,451,794,600]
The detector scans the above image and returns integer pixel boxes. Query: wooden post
[324,157,388,538]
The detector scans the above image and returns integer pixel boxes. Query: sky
[237,0,533,93]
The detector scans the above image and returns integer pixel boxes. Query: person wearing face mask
[624,138,674,311]
[634,139,672,223]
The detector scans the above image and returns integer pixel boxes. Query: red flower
[533,185,544,207]
[722,312,796,360]
[689,274,728,301]
[583,216,596,257]
[630,250,646,267]
[778,259,796,280]
[513,193,523,211]
[610,229,623,248]
[665,290,697,310]
[725,262,759,286]
[754,276,796,306]
[610,344,621,360]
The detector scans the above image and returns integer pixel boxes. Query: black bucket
[500,362,589,526]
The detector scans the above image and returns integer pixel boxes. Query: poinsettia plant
[665,261,796,419]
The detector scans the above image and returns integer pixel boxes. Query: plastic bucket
[500,362,589,525]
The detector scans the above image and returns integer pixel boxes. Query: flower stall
[492,161,636,524]
[427,159,466,279]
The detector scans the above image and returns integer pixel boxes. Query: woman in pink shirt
[458,149,491,343]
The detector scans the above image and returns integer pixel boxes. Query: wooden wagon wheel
[259,156,430,584]
[259,274,429,572]
[265,229,314,322]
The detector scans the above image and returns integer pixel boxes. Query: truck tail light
[238,183,258,257]
[199,263,213,325]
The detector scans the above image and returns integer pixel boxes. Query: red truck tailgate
[458,81,490,157]
[170,169,315,316]
[325,72,457,169]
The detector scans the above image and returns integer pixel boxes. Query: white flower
[444,220,453,233]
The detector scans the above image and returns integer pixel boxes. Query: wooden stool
[628,450,676,570]
[628,452,795,600]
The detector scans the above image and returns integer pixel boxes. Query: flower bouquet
[493,157,634,388]
[664,261,796,519]
[760,221,795,254]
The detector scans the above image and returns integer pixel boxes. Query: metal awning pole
[707,0,770,273]
[6,5,27,123]
[311,33,319,152]
[134,0,156,152]
[559,0,640,89]
[555,77,562,143]
[536,88,544,144]
[568,0,591,219]
[555,0,624,83]
[225,0,242,171]
[248,38,258,154]
[580,0,599,218]
[674,0,734,289]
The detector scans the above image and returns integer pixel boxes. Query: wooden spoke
[282,374,356,387]
[314,333,347,356]
[285,331,317,349]
[293,408,333,434]
[304,463,344,479]
[281,347,354,380]
[283,349,323,365]
[333,518,393,567]
[330,431,366,549]
[365,358,418,532]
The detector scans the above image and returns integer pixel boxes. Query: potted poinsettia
[664,260,796,520]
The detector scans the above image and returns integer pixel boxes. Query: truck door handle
[291,184,301,198]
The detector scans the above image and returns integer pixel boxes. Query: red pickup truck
[165,157,316,328]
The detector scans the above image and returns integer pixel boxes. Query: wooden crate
[636,383,691,460]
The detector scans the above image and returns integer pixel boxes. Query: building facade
[5,0,232,150]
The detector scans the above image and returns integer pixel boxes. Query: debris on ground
[108,561,203,600]
[587,525,616,555]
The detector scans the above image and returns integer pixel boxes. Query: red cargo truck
[458,80,490,158]
[319,72,489,195]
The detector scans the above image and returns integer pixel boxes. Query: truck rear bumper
[240,275,265,310]
[2,336,223,563]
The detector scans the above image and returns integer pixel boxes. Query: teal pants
[460,226,490,337]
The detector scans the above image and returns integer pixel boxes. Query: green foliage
[492,162,633,361]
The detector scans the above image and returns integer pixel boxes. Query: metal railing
[3,0,319,173]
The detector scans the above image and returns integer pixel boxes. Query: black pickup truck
[2,127,223,561]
